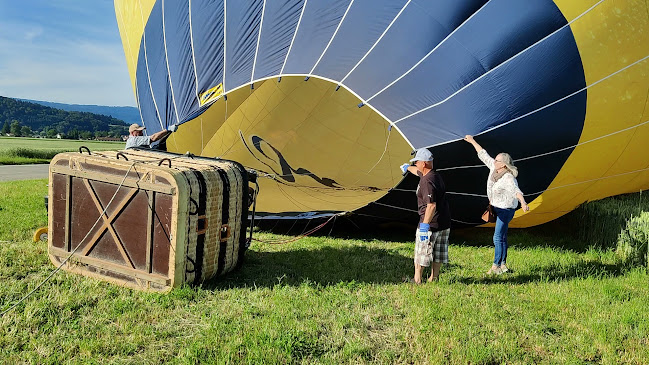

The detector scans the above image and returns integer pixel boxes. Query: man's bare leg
[414,263,423,284]
[427,262,441,282]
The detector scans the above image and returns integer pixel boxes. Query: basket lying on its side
[48,149,250,292]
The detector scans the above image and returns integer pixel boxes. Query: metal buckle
[220,224,230,242]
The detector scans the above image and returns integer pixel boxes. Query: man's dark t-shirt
[416,170,451,231]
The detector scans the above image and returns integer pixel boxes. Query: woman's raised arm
[464,135,483,153]
[465,135,494,169]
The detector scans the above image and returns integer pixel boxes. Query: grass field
[0,137,124,165]
[0,180,648,363]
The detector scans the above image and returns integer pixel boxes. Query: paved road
[0,164,49,181]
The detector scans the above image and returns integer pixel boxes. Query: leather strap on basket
[190,168,208,284]
[215,168,231,275]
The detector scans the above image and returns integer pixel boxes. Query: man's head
[129,123,145,136]
[410,148,434,173]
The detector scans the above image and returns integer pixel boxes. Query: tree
[66,129,80,140]
[10,120,21,136]
[21,125,32,137]
[1,121,9,135]
[80,131,93,140]
[46,128,58,138]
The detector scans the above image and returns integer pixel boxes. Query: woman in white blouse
[464,135,529,275]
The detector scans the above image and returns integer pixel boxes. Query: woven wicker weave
[112,149,246,281]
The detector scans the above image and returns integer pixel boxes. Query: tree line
[0,96,130,139]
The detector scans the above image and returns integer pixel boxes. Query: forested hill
[20,98,140,124]
[0,96,129,137]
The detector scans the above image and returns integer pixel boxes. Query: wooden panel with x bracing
[79,178,141,268]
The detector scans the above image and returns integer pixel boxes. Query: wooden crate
[48,149,249,292]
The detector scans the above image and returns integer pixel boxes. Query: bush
[536,192,649,251]
[2,147,65,159]
[616,211,649,268]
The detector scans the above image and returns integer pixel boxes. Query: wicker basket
[48,149,249,292]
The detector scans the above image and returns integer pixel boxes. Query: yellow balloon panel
[172,77,411,214]
[564,0,649,83]
[578,62,649,142]
[114,0,157,97]
[516,0,649,227]
[512,168,649,227]
[604,124,649,176]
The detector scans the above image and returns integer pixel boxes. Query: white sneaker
[486,266,502,275]
[500,264,509,273]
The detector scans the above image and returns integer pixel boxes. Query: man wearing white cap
[125,123,178,150]
[400,148,451,284]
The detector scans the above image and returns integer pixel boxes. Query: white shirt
[125,135,151,149]
[478,149,523,209]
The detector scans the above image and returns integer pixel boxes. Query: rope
[252,213,340,244]
[394,164,649,198]
[421,52,649,151]
[390,188,488,198]
[435,117,649,173]
[0,162,137,317]
[354,211,483,226]
[1,153,179,317]
[327,214,338,236]
[525,165,649,197]
[352,126,392,185]
[200,117,205,155]
[394,0,607,126]
[377,165,649,224]
[238,109,649,200]
[218,96,229,153]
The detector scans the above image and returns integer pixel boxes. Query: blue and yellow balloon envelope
[115,0,649,227]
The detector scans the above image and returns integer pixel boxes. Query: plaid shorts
[414,228,450,266]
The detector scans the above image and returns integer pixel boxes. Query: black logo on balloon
[240,132,342,189]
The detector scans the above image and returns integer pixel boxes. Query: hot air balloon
[114,0,649,227]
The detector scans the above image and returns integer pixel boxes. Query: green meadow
[0,137,124,165]
[0,179,647,364]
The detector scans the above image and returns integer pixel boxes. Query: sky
[0,0,136,106]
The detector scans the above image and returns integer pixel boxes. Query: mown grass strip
[0,137,124,165]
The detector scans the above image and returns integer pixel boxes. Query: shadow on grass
[450,259,631,285]
[451,226,596,252]
[205,246,463,289]
[207,244,632,289]
[207,219,630,289]
[254,218,594,252]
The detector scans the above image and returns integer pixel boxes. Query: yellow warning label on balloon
[199,83,223,106]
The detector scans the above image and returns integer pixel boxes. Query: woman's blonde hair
[497,153,518,177]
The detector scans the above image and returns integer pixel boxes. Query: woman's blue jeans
[492,206,516,266]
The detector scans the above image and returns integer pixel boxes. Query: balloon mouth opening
[169,76,413,214]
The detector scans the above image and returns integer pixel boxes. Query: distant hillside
[20,99,141,124]
[1,96,128,138]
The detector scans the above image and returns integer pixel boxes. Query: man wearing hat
[400,148,451,283]
[125,123,177,150]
